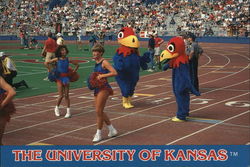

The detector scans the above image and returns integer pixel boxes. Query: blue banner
[0,145,249,167]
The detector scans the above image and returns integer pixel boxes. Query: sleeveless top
[57,58,70,85]
[93,60,113,96]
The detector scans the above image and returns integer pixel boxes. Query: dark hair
[55,45,69,58]
[47,32,53,38]
[187,32,196,41]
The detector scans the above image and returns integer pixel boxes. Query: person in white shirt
[76,30,83,50]
[56,33,64,46]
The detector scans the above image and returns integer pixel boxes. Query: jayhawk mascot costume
[113,27,150,109]
[160,36,200,122]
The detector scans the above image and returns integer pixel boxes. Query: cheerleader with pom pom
[0,61,16,145]
[45,45,79,118]
[88,43,118,143]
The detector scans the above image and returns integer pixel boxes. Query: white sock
[107,124,114,131]
[55,106,59,109]
[96,129,102,135]
[67,108,70,112]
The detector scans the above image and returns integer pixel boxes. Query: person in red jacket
[41,32,57,80]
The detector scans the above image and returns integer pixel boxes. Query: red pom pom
[89,72,107,88]
[68,68,80,82]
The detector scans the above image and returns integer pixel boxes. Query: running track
[3,43,250,145]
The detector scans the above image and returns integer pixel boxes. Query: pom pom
[48,68,59,82]
[68,68,79,82]
[89,72,107,88]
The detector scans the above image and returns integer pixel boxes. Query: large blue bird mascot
[113,27,150,109]
[160,36,200,122]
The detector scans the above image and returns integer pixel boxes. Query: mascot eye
[167,44,175,52]
[118,32,124,39]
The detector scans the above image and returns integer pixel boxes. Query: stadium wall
[0,36,249,44]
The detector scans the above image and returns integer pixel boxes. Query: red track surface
[3,43,250,145]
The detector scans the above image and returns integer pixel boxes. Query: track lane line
[27,81,249,145]
[95,92,249,145]
[5,54,245,135]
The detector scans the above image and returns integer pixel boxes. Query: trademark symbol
[230,152,238,157]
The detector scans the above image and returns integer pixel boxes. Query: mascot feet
[127,97,134,108]
[171,116,186,122]
[122,97,134,109]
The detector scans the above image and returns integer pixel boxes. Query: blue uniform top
[93,60,112,96]
[57,58,70,85]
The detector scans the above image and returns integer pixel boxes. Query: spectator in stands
[147,32,155,72]
[0,0,249,38]
[98,31,105,46]
[170,18,176,25]
[0,52,28,89]
[19,29,24,48]
[76,30,83,50]
[23,30,29,49]
[41,32,57,80]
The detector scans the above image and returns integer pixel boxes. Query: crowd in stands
[0,0,249,37]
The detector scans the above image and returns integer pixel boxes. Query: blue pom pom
[48,68,59,82]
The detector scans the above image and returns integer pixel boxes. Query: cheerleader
[0,62,16,145]
[45,45,79,118]
[88,44,118,142]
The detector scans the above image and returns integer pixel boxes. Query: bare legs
[55,82,71,118]
[0,117,7,145]
[95,90,111,129]
[93,90,117,142]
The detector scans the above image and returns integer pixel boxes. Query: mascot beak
[160,50,179,64]
[118,35,140,48]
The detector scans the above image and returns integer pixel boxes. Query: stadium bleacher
[0,0,249,38]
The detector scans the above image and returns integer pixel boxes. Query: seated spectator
[0,52,28,89]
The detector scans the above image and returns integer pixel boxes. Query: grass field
[0,42,149,98]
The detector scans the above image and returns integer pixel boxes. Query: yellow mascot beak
[160,50,179,63]
[118,35,140,48]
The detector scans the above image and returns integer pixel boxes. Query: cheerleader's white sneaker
[54,106,60,117]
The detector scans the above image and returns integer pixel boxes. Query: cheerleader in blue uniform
[88,44,118,143]
[45,45,79,118]
[0,61,16,145]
